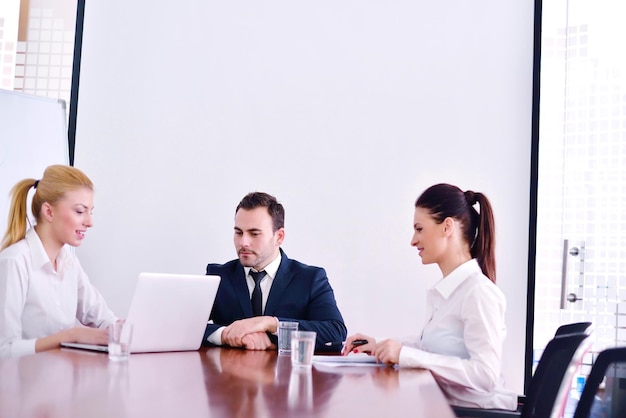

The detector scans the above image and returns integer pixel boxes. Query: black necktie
[250,270,266,316]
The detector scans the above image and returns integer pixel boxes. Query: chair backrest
[554,322,593,337]
[522,333,593,418]
[573,346,626,418]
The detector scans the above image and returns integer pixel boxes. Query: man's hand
[241,332,274,351]
[222,316,277,347]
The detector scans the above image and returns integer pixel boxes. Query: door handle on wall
[567,293,581,303]
[560,239,569,309]
[560,239,585,309]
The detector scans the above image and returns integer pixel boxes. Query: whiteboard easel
[0,89,69,232]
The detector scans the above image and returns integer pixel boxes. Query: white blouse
[398,259,518,410]
[0,228,116,358]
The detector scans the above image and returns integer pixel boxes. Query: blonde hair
[1,165,93,250]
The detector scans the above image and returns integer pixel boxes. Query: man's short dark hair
[236,192,285,231]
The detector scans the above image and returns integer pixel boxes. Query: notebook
[61,272,221,353]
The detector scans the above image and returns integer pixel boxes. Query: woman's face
[48,187,94,247]
[410,207,447,265]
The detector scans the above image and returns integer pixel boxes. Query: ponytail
[465,191,496,283]
[1,179,37,250]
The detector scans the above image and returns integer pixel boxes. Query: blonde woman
[0,165,116,358]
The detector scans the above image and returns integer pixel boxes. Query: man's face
[234,207,284,271]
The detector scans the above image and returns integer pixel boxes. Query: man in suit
[202,192,347,352]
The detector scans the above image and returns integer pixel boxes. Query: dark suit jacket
[202,249,347,352]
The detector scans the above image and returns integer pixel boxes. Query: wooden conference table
[0,347,456,418]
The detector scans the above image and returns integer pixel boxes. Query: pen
[324,339,369,347]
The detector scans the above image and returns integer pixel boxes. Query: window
[0,0,77,105]
[536,0,626,376]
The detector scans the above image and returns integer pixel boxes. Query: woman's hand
[35,326,109,353]
[69,327,109,345]
[341,333,376,356]
[372,339,402,365]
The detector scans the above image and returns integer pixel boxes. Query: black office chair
[554,322,593,337]
[453,332,593,418]
[572,346,626,418]
[511,321,593,409]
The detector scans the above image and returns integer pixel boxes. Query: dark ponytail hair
[415,183,496,283]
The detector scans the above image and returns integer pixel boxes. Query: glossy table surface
[0,347,456,418]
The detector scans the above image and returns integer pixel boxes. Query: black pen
[324,339,369,347]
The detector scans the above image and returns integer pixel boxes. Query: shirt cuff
[207,326,225,345]
[3,338,37,358]
[398,345,429,368]
[272,317,279,335]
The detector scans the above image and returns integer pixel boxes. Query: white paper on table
[312,353,380,366]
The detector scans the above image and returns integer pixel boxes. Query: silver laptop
[62,272,220,353]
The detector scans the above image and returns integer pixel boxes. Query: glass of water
[278,321,299,355]
[291,331,316,369]
[108,320,133,361]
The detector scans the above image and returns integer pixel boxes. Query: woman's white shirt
[0,228,116,358]
[398,259,517,410]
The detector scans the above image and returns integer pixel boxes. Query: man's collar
[244,250,282,279]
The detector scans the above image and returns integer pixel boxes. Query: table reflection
[310,361,453,417]
[201,349,342,418]
[0,349,212,418]
[0,347,455,418]
[0,349,124,418]
[125,350,210,417]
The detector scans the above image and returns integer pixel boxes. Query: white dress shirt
[243,252,282,314]
[0,228,116,358]
[398,259,518,410]
[207,252,282,345]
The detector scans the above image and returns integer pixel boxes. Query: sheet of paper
[312,353,377,364]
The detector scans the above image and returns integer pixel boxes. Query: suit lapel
[232,264,254,316]
[265,252,294,315]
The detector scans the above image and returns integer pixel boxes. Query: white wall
[75,1,534,393]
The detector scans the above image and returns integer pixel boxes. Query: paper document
[313,353,377,364]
